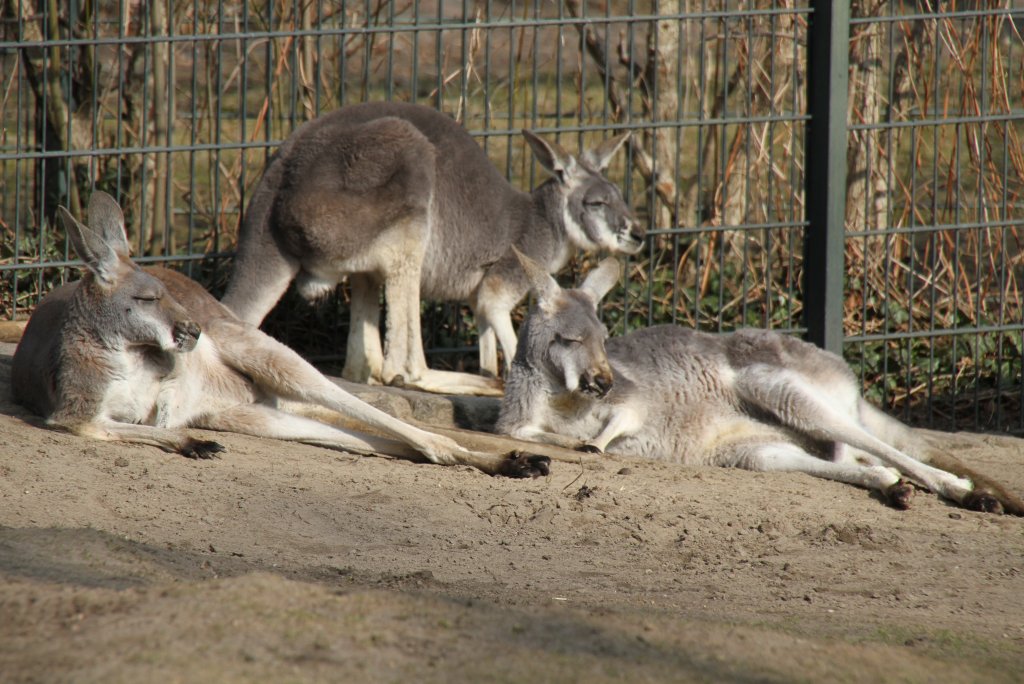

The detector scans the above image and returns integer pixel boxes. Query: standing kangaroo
[10,191,549,477]
[221,101,643,396]
[496,251,1024,514]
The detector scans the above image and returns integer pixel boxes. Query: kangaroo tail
[222,152,299,326]
[859,400,1024,515]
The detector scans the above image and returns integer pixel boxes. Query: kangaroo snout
[173,320,202,351]
[628,220,646,247]
[580,367,613,397]
[620,215,646,253]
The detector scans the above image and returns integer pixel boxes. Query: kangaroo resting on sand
[10,191,549,477]
[221,101,644,396]
[496,251,1024,514]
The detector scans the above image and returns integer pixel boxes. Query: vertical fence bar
[803,0,848,356]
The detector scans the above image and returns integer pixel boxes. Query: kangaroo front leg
[473,281,520,378]
[342,273,384,385]
[475,311,518,380]
[477,327,500,379]
[734,365,973,504]
[579,406,642,454]
[506,425,589,451]
[486,309,519,377]
[61,419,224,460]
[727,442,915,509]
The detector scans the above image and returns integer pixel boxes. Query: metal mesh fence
[843,3,1024,431]
[1,1,1022,433]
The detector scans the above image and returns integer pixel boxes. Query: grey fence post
[803,0,849,356]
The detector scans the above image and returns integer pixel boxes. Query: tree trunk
[641,1,683,229]
[147,0,174,254]
[846,0,889,235]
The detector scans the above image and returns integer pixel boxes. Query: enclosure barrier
[1,1,1022,433]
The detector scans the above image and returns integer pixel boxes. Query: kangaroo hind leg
[726,441,915,510]
[208,318,521,471]
[733,364,973,506]
[379,214,502,397]
[197,402,422,457]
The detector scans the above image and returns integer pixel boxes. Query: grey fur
[10,192,549,478]
[497,251,1024,514]
[222,102,643,396]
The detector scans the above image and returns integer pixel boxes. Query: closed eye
[133,295,160,302]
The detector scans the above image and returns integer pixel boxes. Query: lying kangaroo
[496,251,1024,514]
[10,191,549,477]
[221,101,644,396]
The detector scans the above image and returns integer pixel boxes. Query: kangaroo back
[10,281,76,417]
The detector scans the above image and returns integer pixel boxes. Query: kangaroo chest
[99,348,171,425]
[545,391,617,438]
[99,337,255,428]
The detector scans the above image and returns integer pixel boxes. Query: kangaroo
[221,101,644,397]
[9,191,549,477]
[496,250,1024,514]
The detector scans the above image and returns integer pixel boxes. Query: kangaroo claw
[498,451,551,479]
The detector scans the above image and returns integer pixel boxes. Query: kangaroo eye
[584,199,606,209]
[555,333,581,345]
[133,295,160,302]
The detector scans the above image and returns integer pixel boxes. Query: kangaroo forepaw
[576,444,603,454]
[498,451,551,479]
[181,439,225,460]
[963,490,1005,515]
[885,479,916,510]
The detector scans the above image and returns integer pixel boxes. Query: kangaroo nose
[173,320,202,351]
[581,368,613,398]
[626,217,646,247]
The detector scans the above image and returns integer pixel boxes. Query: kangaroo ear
[522,129,578,184]
[580,257,622,304]
[512,247,561,306]
[60,192,130,285]
[87,191,131,258]
[580,132,630,172]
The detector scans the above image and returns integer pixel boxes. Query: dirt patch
[1,345,1023,682]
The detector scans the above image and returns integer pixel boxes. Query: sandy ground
[2,340,1024,683]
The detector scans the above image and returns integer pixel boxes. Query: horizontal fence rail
[1,1,1022,434]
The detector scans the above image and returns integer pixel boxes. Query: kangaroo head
[522,130,645,256]
[514,248,621,397]
[60,191,201,352]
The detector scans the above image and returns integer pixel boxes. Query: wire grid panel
[843,4,1024,432]
[2,1,1022,433]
